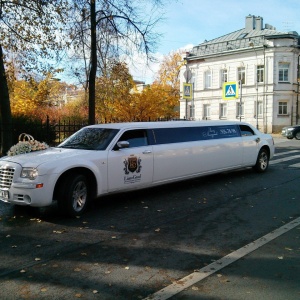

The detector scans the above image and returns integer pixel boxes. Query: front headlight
[21,167,38,180]
[287,128,294,131]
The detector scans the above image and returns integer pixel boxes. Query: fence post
[46,115,50,144]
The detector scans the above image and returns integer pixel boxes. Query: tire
[287,136,293,139]
[295,131,300,140]
[253,148,269,173]
[58,174,89,217]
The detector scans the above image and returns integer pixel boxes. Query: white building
[180,15,300,133]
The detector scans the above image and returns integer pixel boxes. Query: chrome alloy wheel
[72,180,88,212]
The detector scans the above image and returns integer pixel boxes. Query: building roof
[188,15,299,59]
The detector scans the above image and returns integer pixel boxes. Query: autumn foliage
[8,52,182,124]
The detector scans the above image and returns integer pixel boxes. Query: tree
[154,51,185,96]
[95,60,134,122]
[150,51,185,117]
[94,54,182,122]
[10,73,70,117]
[67,0,164,125]
[131,82,179,121]
[0,0,69,155]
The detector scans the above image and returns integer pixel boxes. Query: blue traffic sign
[222,82,239,100]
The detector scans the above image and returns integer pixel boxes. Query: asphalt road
[0,136,299,300]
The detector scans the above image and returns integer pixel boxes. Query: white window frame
[238,67,245,84]
[203,104,211,119]
[278,63,289,82]
[256,65,264,83]
[278,101,288,115]
[255,101,263,117]
[220,103,227,119]
[205,70,212,89]
[220,69,228,86]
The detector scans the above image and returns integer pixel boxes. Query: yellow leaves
[10,80,38,115]
[155,51,185,89]
[74,268,81,272]
[53,229,67,234]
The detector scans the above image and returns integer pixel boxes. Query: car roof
[86,120,249,130]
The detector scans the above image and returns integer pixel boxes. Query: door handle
[143,150,152,154]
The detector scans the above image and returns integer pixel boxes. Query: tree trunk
[88,0,97,125]
[0,44,12,156]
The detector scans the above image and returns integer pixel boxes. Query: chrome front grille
[0,167,15,189]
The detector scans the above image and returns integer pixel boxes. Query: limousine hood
[1,147,93,168]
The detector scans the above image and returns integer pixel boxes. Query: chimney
[255,16,263,30]
[245,15,255,31]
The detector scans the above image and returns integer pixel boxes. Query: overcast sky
[128,0,300,84]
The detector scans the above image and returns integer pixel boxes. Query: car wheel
[253,148,269,173]
[295,131,300,140]
[58,174,89,217]
[287,136,293,139]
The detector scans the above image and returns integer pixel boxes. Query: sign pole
[239,80,242,122]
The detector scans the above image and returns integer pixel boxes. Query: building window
[189,104,194,120]
[203,104,211,119]
[220,69,228,86]
[205,70,212,88]
[220,103,227,119]
[236,102,244,118]
[278,101,288,115]
[256,65,264,83]
[238,67,245,84]
[255,101,263,117]
[278,63,289,82]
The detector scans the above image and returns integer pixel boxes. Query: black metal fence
[51,119,88,145]
[1,117,88,147]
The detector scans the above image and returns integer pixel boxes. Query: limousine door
[107,129,154,191]
[239,125,260,165]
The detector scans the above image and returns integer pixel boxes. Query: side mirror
[116,141,130,149]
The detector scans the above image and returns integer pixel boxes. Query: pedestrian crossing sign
[222,82,239,100]
[183,83,193,99]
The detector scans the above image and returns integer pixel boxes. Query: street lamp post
[183,54,193,119]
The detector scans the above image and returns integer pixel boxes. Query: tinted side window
[118,129,148,147]
[239,125,255,136]
[153,125,240,145]
[153,127,198,144]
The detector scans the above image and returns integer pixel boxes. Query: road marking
[274,150,300,157]
[289,162,300,168]
[143,217,300,300]
[270,154,300,165]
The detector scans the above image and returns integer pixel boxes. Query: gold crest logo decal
[124,156,142,174]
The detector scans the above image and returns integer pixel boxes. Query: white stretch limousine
[0,121,274,216]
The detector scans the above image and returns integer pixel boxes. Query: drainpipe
[263,43,266,133]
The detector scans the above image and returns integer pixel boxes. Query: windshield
[58,127,119,150]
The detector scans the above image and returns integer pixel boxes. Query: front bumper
[0,162,56,207]
[0,181,54,207]
[281,129,293,138]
